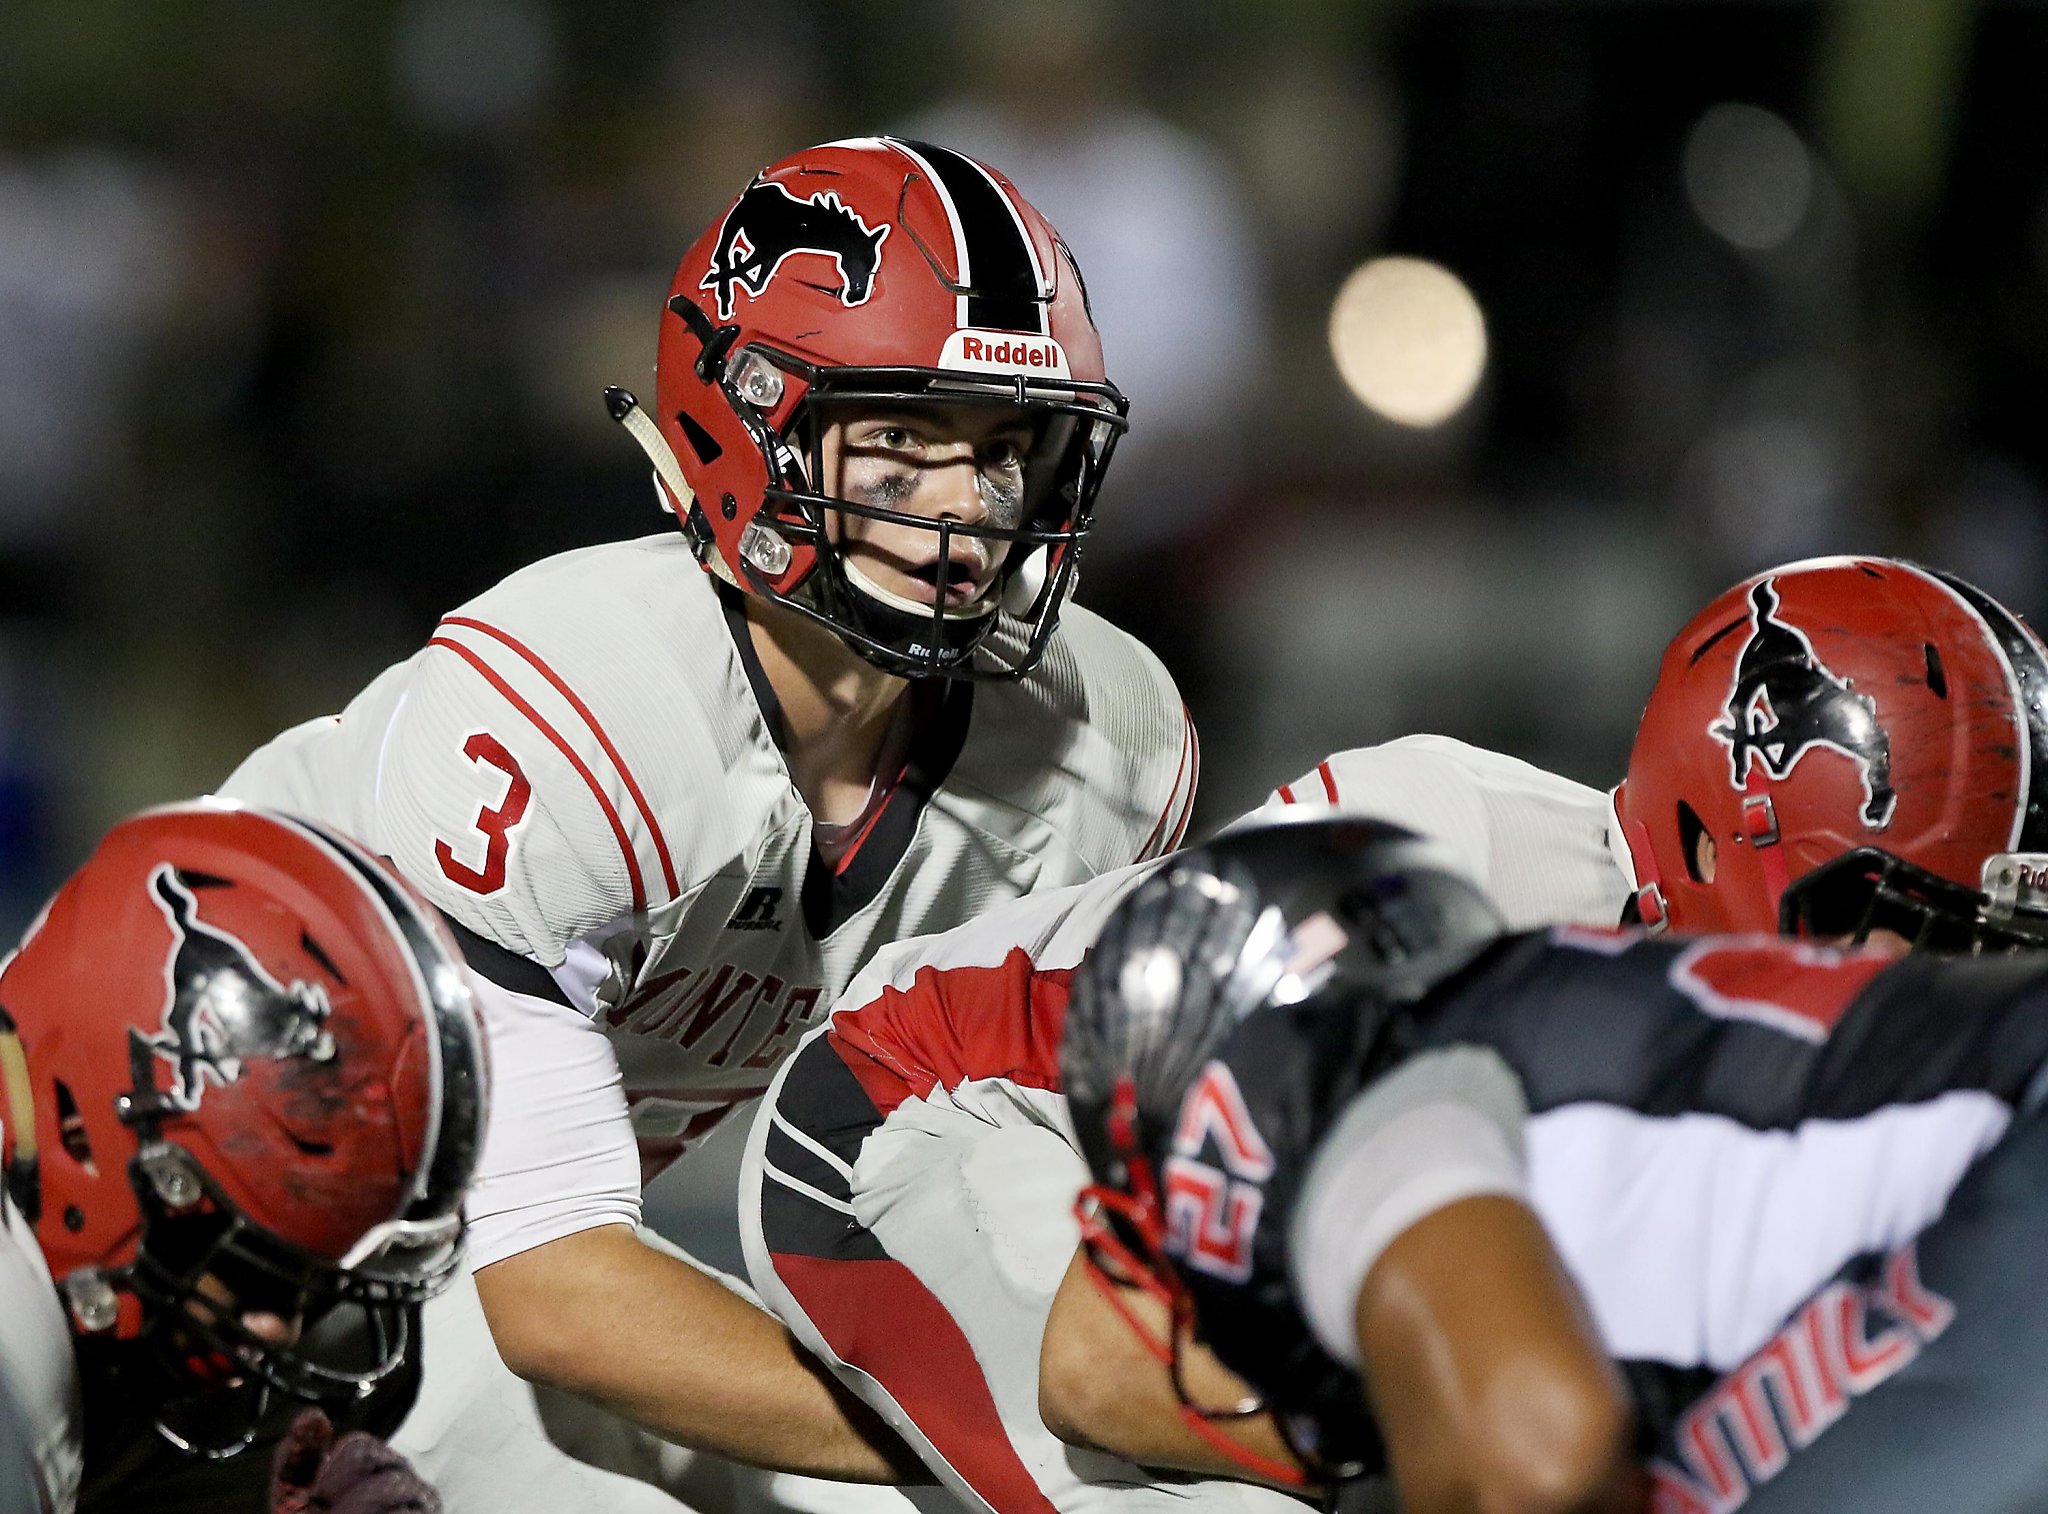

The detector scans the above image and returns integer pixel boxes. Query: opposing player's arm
[1355,1196,1638,1514]
[1299,1049,1636,1514]
[1038,1247,1307,1488]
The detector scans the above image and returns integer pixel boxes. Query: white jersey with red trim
[1265,735,1631,932]
[736,742,1632,1514]
[220,534,1195,1254]
[0,1187,81,1513]
[805,737,1627,1148]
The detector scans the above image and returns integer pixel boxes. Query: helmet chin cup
[843,559,998,621]
[739,522,792,577]
[1001,547,1050,617]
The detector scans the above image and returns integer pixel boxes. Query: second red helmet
[0,802,486,1456]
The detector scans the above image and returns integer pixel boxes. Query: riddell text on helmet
[939,329,1071,378]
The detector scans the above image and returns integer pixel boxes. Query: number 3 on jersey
[436,732,532,894]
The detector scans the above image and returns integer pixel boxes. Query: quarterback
[0,802,485,1514]
[742,555,2048,1514]
[220,137,1196,1508]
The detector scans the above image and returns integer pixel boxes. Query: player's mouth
[905,547,992,608]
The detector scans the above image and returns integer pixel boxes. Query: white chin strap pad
[1001,547,1050,617]
[843,560,999,621]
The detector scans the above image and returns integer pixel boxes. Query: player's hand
[270,1409,443,1514]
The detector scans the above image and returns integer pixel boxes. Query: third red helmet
[1614,556,2048,946]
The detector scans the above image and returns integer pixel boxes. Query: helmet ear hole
[1677,802,1711,885]
[53,1080,96,1173]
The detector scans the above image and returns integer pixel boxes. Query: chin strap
[0,1005,40,1224]
[606,386,722,565]
[1741,769,1793,921]
[1073,1248,1312,1490]
[1611,785,1669,933]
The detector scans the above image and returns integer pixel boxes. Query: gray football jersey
[221,536,1196,1175]
[1265,736,1632,931]
[0,1187,80,1513]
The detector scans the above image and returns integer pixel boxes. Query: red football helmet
[615,136,1127,679]
[0,802,486,1456]
[1615,556,2048,948]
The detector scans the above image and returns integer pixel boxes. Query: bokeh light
[1327,256,1488,428]
[1683,102,1813,251]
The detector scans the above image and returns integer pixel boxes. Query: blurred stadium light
[1682,102,1814,251]
[1328,255,1488,428]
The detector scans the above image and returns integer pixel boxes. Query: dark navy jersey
[1161,926,2048,1471]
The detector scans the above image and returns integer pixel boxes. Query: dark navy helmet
[1061,814,1506,1201]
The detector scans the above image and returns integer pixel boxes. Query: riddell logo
[939,329,1071,378]
[1648,1243,1953,1514]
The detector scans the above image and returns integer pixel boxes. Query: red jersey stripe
[439,615,681,901]
[771,1254,1064,1514]
[1317,759,1340,803]
[427,636,648,912]
[1165,712,1201,850]
[828,951,1071,1117]
[1137,708,1197,861]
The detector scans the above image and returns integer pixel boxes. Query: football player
[1061,817,2048,1514]
[740,554,2048,1514]
[0,801,486,1513]
[218,137,1196,1508]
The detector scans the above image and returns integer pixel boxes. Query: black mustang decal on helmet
[1712,578,1897,829]
[700,180,890,321]
[137,866,335,1111]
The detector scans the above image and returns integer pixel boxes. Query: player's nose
[923,447,989,525]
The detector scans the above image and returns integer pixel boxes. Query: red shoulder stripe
[440,616,680,900]
[1137,708,1197,862]
[427,636,648,912]
[1317,759,1340,803]
[827,950,1070,1117]
[1167,710,1201,849]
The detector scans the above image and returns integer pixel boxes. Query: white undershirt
[1290,1047,1529,1366]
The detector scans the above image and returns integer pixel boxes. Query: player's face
[173,1270,303,1386]
[820,402,1036,611]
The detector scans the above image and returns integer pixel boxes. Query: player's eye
[866,424,920,453]
[981,438,1026,473]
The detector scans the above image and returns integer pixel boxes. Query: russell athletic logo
[1711,579,1897,830]
[136,866,335,1111]
[701,180,890,320]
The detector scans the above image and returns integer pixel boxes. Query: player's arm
[465,974,925,1481]
[477,1223,924,1481]
[1299,1049,1636,1514]
[1038,1247,1307,1487]
[1354,1196,1638,1514]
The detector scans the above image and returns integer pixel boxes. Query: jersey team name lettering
[1649,1244,1953,1514]
[606,960,823,1070]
